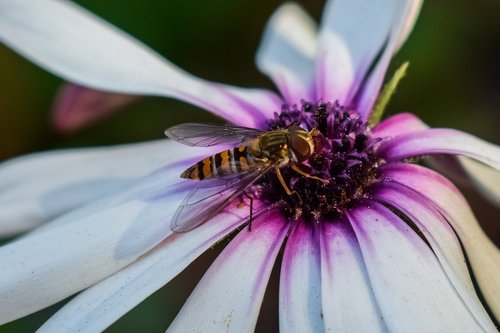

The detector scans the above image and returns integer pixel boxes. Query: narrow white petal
[256,3,317,103]
[320,221,385,332]
[381,163,500,320]
[38,203,252,333]
[379,129,500,170]
[458,156,500,207]
[0,140,205,236]
[355,0,422,118]
[168,214,288,333]
[393,0,422,51]
[0,0,281,127]
[279,223,323,333]
[372,113,500,207]
[348,203,488,332]
[0,166,197,324]
[374,182,496,331]
[316,0,420,107]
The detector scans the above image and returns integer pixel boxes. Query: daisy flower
[0,0,499,332]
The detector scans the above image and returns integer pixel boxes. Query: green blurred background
[0,0,499,331]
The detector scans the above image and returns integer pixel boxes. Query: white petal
[38,203,252,333]
[348,203,488,332]
[355,0,422,118]
[393,1,422,52]
[372,113,500,207]
[373,182,496,331]
[256,3,317,103]
[167,213,288,333]
[279,222,323,333]
[316,0,421,107]
[0,0,282,127]
[0,140,205,236]
[381,163,500,320]
[378,128,500,170]
[320,221,385,332]
[458,156,500,207]
[0,166,196,324]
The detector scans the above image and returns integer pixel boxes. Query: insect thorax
[253,131,289,160]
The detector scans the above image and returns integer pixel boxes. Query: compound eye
[291,136,311,162]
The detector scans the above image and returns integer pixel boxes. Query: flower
[0,0,499,332]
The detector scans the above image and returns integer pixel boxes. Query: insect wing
[165,123,265,147]
[171,163,275,232]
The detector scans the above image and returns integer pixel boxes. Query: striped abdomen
[181,145,257,180]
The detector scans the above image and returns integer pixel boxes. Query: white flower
[0,1,499,332]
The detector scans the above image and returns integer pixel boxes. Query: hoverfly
[165,123,328,232]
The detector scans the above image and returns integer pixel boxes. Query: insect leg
[248,196,254,231]
[275,167,293,195]
[243,192,254,231]
[290,162,329,184]
[275,167,303,204]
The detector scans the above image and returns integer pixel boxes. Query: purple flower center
[256,101,383,222]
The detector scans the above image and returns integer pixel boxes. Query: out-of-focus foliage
[0,0,498,332]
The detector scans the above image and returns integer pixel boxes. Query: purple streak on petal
[379,163,462,195]
[177,83,282,128]
[320,219,385,332]
[371,116,492,197]
[371,181,497,330]
[373,114,500,207]
[347,202,486,332]
[212,84,283,128]
[280,222,324,333]
[167,213,288,333]
[52,83,140,133]
[372,182,454,236]
[380,162,500,318]
[377,128,500,170]
[371,112,428,137]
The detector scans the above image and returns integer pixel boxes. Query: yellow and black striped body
[179,127,314,181]
[181,145,258,180]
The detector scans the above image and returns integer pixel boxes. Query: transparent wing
[171,162,276,232]
[165,123,265,147]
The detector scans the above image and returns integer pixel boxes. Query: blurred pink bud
[52,83,140,133]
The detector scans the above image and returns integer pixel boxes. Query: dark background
[0,0,499,331]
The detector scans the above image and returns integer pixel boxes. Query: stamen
[257,101,382,222]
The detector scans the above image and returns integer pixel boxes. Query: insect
[165,123,328,232]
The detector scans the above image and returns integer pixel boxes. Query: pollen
[256,101,383,222]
